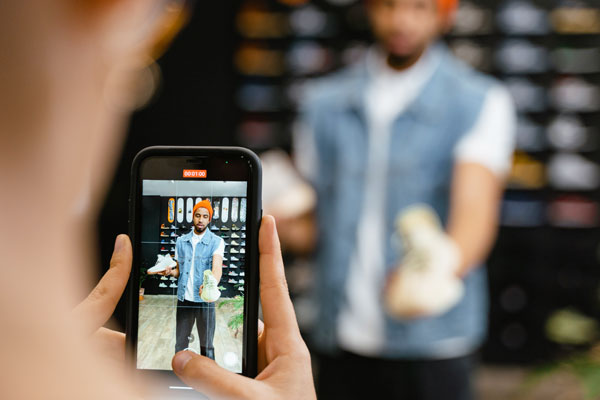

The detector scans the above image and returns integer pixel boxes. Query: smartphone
[126,146,261,394]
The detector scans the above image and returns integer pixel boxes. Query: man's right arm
[273,117,320,255]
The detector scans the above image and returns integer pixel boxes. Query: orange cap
[438,0,459,17]
[365,0,459,18]
[193,200,213,221]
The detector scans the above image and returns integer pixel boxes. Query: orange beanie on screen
[193,200,213,221]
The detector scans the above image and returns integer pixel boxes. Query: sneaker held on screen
[148,254,177,274]
[201,270,221,302]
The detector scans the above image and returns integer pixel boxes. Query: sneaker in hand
[148,254,177,274]
[201,270,221,302]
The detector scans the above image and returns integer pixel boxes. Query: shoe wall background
[97,0,600,365]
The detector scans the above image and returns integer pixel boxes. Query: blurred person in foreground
[0,0,315,399]
[286,0,516,398]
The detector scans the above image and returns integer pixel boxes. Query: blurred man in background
[286,0,516,398]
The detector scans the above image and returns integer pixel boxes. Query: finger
[258,216,300,334]
[172,351,263,400]
[257,320,267,372]
[257,319,264,338]
[73,235,132,334]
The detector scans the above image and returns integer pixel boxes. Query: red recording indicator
[183,169,207,178]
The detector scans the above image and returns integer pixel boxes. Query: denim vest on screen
[175,229,221,303]
[302,43,498,358]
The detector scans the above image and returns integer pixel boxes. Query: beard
[386,45,427,70]
[194,224,207,234]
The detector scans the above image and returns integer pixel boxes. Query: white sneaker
[497,1,549,35]
[169,283,177,288]
[148,254,177,274]
[551,77,600,112]
[450,39,492,71]
[159,283,167,288]
[201,270,221,302]
[452,2,493,35]
[548,115,590,151]
[495,39,548,74]
[229,271,238,276]
[385,205,464,319]
[548,153,600,190]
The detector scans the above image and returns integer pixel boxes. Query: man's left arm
[384,85,515,319]
[446,162,504,277]
[211,238,225,283]
[446,84,516,277]
[212,254,223,283]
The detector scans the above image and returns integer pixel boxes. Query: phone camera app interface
[137,179,248,373]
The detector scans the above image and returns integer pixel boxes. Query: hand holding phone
[75,218,316,399]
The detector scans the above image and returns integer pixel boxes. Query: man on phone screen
[161,200,224,359]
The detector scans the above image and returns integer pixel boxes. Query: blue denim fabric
[300,43,498,358]
[175,229,221,302]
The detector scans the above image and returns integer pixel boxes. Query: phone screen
[129,150,259,378]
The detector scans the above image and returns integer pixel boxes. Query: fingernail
[114,235,126,252]
[173,351,194,374]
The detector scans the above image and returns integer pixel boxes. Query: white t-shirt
[175,229,224,302]
[295,46,516,356]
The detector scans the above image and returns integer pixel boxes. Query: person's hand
[72,234,132,362]
[159,266,172,276]
[198,284,203,296]
[171,216,316,400]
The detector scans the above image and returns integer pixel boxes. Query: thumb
[172,351,262,399]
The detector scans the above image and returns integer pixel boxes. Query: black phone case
[126,146,261,381]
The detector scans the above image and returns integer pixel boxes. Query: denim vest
[175,229,221,302]
[302,43,497,358]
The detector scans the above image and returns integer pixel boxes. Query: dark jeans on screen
[175,299,216,360]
